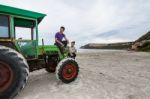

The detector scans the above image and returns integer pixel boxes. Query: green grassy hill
[136,31,150,51]
[136,31,150,42]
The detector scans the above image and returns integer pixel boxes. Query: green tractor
[0,5,79,99]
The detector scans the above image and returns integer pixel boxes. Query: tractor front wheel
[0,46,29,99]
[56,58,79,83]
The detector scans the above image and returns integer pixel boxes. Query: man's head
[60,26,65,33]
[71,41,75,46]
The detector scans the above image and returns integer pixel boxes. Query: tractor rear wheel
[0,46,29,99]
[56,58,79,83]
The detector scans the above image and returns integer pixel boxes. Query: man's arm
[75,48,77,53]
[64,34,69,43]
[69,47,73,56]
[55,33,64,46]
[55,38,64,46]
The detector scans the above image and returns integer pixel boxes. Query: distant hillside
[80,42,133,50]
[81,31,150,51]
[136,31,150,42]
[132,31,150,51]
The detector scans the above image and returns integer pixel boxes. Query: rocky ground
[15,49,150,99]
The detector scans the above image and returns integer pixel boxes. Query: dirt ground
[15,50,150,99]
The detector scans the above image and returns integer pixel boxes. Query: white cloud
[0,0,150,47]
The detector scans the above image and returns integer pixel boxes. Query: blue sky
[0,0,150,47]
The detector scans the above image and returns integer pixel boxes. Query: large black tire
[45,61,57,73]
[0,46,29,99]
[45,56,57,73]
[56,58,79,83]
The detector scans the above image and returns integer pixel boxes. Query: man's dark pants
[55,41,68,54]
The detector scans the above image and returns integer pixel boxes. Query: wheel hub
[67,69,72,74]
[63,64,77,80]
[0,61,14,93]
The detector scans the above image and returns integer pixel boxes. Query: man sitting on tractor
[55,26,69,54]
